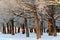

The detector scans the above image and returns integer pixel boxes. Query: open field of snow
[0,32,60,40]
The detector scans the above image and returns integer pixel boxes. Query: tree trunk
[48,18,53,36]
[3,23,6,34]
[34,12,41,39]
[54,22,57,36]
[34,28,36,33]
[9,24,11,34]
[10,20,14,35]
[40,14,44,35]
[18,27,20,33]
[40,26,43,35]
[30,28,33,33]
[25,18,29,37]
[47,5,56,36]
[52,18,57,36]
[26,26,29,37]
[7,23,9,34]
[40,21,43,35]
[11,27,14,35]
[7,21,12,34]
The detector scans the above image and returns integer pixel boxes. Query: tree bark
[40,14,44,35]
[7,23,9,34]
[52,18,57,36]
[54,22,57,36]
[40,21,43,35]
[48,18,53,36]
[18,27,20,33]
[34,12,41,39]
[25,18,29,37]
[34,28,36,33]
[26,26,29,37]
[3,23,6,34]
[7,21,11,34]
[10,20,14,35]
[47,5,57,36]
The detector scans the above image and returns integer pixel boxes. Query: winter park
[0,0,60,40]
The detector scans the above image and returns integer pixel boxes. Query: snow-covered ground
[0,32,60,40]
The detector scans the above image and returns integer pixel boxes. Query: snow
[0,32,60,40]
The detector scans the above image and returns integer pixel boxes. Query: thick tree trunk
[34,12,41,39]
[48,18,53,36]
[25,18,29,37]
[7,20,14,35]
[52,18,57,36]
[10,20,14,35]
[47,5,56,36]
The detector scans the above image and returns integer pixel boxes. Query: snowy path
[0,32,60,40]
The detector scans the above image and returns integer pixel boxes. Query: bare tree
[45,5,59,36]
